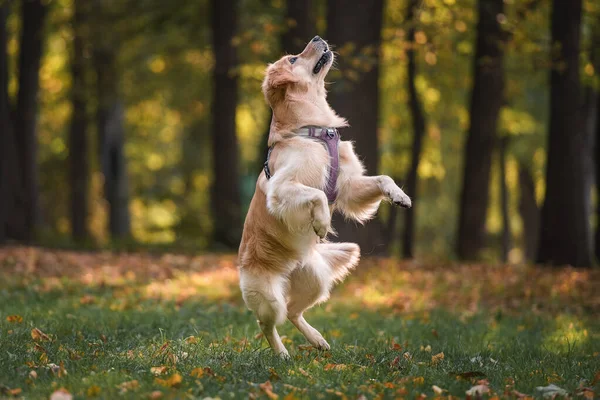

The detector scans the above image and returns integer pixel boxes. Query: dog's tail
[318,242,361,283]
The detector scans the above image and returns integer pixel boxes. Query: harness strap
[263,126,340,204]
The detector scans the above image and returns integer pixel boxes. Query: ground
[0,247,599,399]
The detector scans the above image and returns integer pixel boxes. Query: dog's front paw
[379,176,411,208]
[312,216,330,239]
[388,187,412,208]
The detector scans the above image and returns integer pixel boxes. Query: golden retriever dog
[238,36,411,357]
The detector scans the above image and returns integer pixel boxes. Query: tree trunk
[592,19,600,262]
[537,0,592,267]
[210,0,241,248]
[326,0,385,255]
[68,0,89,242]
[94,46,130,240]
[0,2,15,244]
[401,0,426,259]
[498,136,511,263]
[518,162,539,263]
[13,0,47,242]
[456,0,505,260]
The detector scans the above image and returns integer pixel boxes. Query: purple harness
[264,126,340,204]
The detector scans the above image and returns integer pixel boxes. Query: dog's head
[262,36,334,106]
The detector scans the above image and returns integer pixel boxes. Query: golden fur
[238,36,411,357]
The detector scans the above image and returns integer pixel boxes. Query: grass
[0,247,599,399]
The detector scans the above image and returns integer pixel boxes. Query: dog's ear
[264,64,299,89]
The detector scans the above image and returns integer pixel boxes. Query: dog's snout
[312,35,321,42]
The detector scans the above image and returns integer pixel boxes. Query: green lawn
[0,247,599,399]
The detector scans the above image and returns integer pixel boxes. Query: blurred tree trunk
[13,0,47,242]
[591,20,600,262]
[401,0,426,259]
[257,0,313,174]
[0,2,15,244]
[210,0,241,248]
[537,0,592,267]
[326,0,385,255]
[68,0,89,242]
[93,18,131,240]
[456,0,505,260]
[498,136,511,263]
[518,162,539,263]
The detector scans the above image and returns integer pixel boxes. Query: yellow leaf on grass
[413,377,425,385]
[117,380,140,393]
[324,363,348,371]
[151,366,168,376]
[8,388,22,395]
[432,352,445,365]
[31,328,50,341]
[190,368,204,378]
[259,380,278,399]
[6,315,23,323]
[86,385,101,397]
[50,388,73,400]
[155,373,182,387]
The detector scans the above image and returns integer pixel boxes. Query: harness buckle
[326,128,336,139]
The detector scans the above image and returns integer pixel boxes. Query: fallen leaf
[259,380,278,399]
[269,367,280,381]
[29,370,37,379]
[86,385,101,397]
[151,366,168,376]
[431,352,444,365]
[298,368,310,377]
[324,363,348,371]
[190,367,204,378]
[413,377,425,385]
[466,384,490,397]
[536,384,568,398]
[50,388,73,400]
[6,315,23,323]
[31,328,50,341]
[432,329,439,338]
[117,380,140,393]
[150,391,163,399]
[432,385,444,394]
[185,336,198,344]
[155,373,182,388]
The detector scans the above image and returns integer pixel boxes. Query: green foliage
[6,0,600,259]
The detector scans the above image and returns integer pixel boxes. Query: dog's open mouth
[313,50,332,74]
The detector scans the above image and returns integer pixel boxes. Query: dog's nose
[312,35,321,42]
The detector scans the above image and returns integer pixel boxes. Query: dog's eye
[289,57,298,64]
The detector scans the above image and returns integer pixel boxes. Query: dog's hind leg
[239,270,289,357]
[287,242,360,350]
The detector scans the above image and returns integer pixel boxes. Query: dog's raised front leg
[267,180,331,238]
[337,175,411,222]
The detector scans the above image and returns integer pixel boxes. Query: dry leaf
[86,385,101,397]
[431,352,445,365]
[185,336,198,344]
[50,388,73,400]
[190,368,204,378]
[155,373,182,388]
[151,366,168,376]
[298,368,310,377]
[29,370,37,379]
[259,380,278,400]
[6,315,23,323]
[413,377,425,385]
[451,371,486,380]
[117,380,140,393]
[150,391,163,399]
[31,328,50,341]
[432,385,444,394]
[466,384,490,397]
[324,363,348,371]
[536,384,568,398]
